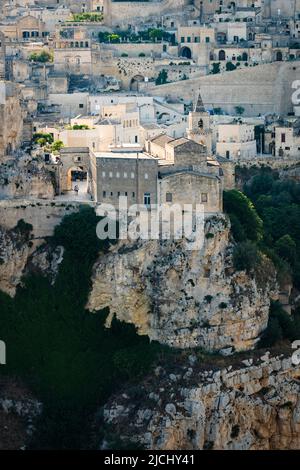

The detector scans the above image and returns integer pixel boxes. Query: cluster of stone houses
[0,0,300,211]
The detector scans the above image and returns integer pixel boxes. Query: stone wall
[142,62,300,117]
[106,0,188,27]
[0,199,93,239]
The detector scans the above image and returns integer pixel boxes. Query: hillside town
[0,0,299,209]
[2,0,300,453]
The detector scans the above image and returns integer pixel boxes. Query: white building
[216,123,257,160]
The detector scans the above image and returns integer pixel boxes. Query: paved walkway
[55,181,92,202]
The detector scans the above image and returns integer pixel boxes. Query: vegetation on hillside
[0,207,167,449]
[224,168,300,347]
[71,13,103,23]
[29,51,53,63]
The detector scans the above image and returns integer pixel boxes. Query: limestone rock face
[0,156,55,200]
[0,224,33,296]
[88,215,277,352]
[103,355,300,450]
[27,245,64,285]
[0,224,63,296]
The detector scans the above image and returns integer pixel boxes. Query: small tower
[187,91,212,153]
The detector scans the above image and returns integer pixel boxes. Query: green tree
[149,28,163,42]
[212,62,221,74]
[235,106,245,116]
[226,61,236,71]
[233,241,259,273]
[275,235,296,265]
[224,190,264,242]
[155,69,168,85]
[51,140,64,152]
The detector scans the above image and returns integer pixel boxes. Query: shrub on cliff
[233,241,259,273]
[224,190,263,242]
[260,301,300,347]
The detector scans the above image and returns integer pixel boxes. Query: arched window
[219,50,226,61]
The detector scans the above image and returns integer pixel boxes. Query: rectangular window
[281,133,286,143]
[144,193,151,206]
[109,172,113,178]
[102,171,106,178]
[201,193,208,203]
[103,191,106,198]
[145,173,149,180]
[131,172,135,179]
[166,192,173,203]
[132,192,135,198]
[124,172,127,178]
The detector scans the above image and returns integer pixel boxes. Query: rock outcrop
[0,155,55,200]
[88,215,277,352]
[0,222,63,296]
[103,351,300,450]
[0,377,42,450]
[0,223,33,296]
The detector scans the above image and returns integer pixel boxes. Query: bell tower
[187,92,212,153]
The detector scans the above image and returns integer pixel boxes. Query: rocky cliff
[0,223,33,296]
[0,155,55,200]
[0,223,63,297]
[88,215,277,352]
[103,351,300,450]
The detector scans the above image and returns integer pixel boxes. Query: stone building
[90,149,158,206]
[187,93,212,154]
[0,32,6,80]
[216,122,257,160]
[177,23,215,64]
[53,24,94,75]
[0,81,24,161]
[58,146,90,192]
[275,119,300,159]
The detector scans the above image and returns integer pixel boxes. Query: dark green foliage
[156,69,168,85]
[233,241,259,273]
[0,207,165,449]
[226,62,236,71]
[224,190,263,242]
[211,62,220,74]
[219,302,228,309]
[243,170,300,288]
[32,133,54,145]
[260,301,300,347]
[275,235,297,265]
[15,219,33,240]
